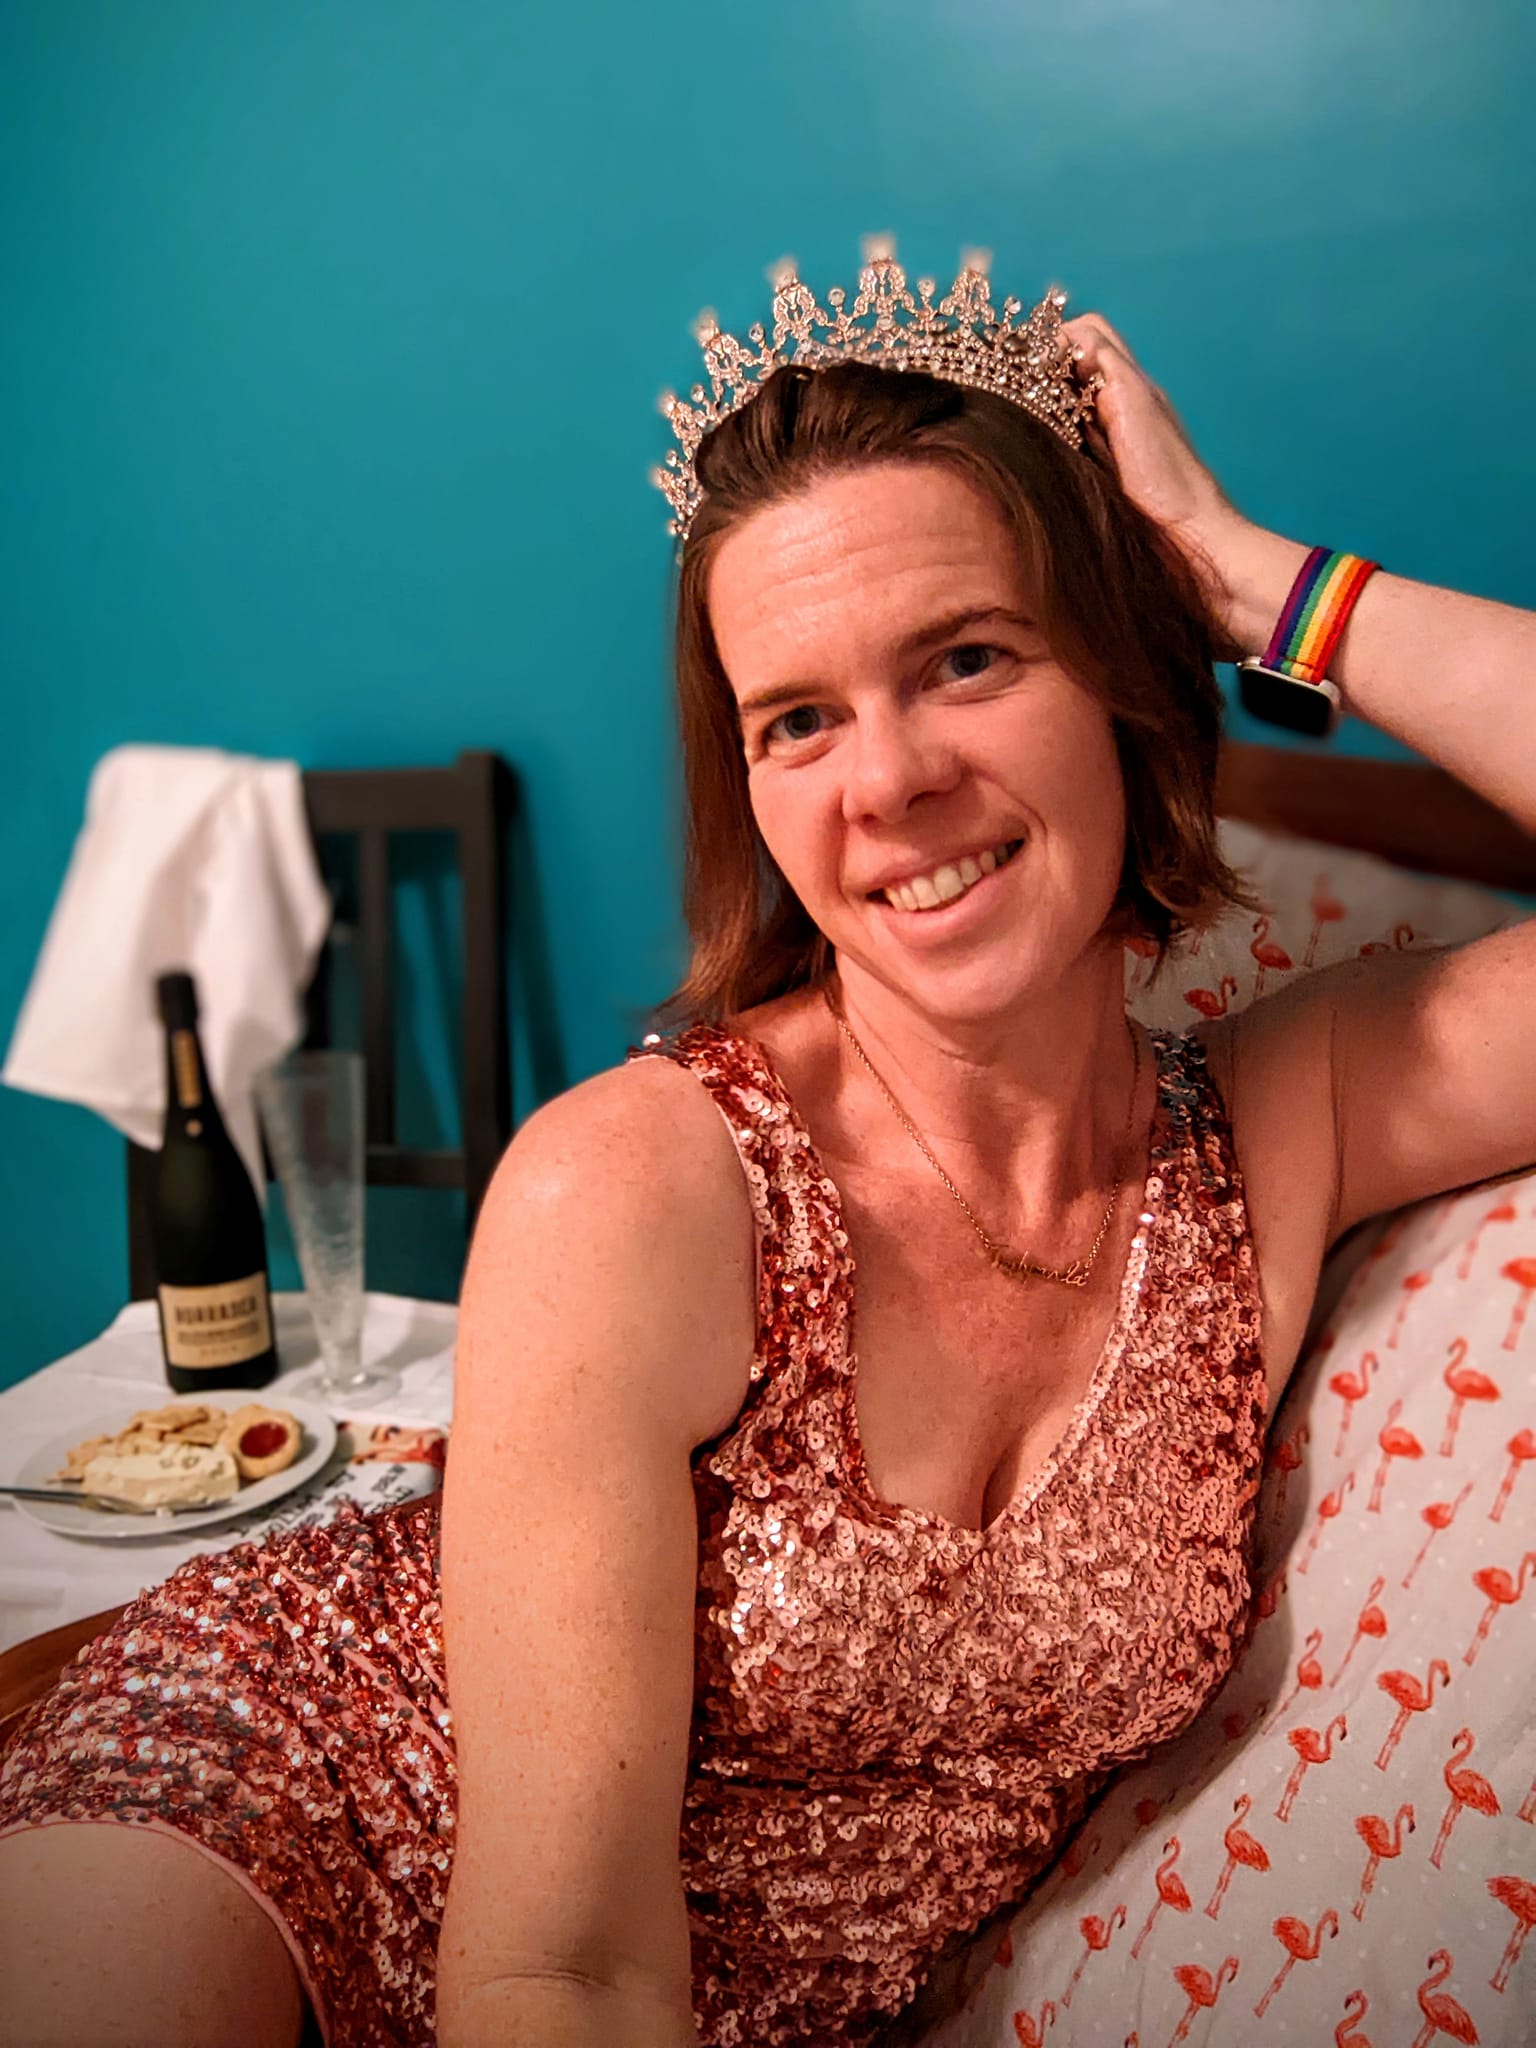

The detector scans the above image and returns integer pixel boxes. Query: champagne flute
[256,1051,386,1401]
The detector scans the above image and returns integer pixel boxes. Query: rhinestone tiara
[652,236,1103,540]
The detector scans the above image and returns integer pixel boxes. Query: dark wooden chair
[125,748,516,1299]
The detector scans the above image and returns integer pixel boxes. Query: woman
[2,252,1534,2048]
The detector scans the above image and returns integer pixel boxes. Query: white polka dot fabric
[917,826,1535,2047]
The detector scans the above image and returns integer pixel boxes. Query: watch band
[1236,546,1381,738]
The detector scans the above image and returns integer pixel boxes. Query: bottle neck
[163,1024,228,1142]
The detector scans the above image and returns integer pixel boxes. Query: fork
[0,1482,229,1517]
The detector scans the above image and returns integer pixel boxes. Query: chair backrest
[126,748,515,1299]
[1216,738,1536,893]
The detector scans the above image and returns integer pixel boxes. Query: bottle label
[159,1274,273,1369]
[170,1030,203,1110]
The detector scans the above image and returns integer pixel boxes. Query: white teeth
[882,839,1020,912]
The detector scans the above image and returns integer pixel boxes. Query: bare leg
[0,1823,306,2048]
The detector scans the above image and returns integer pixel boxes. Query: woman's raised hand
[1063,312,1235,535]
[1064,313,1254,646]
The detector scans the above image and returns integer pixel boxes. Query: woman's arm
[1068,310,1536,1238]
[1201,519,1536,835]
[437,1059,755,2048]
[1065,307,1536,831]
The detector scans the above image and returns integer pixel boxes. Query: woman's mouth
[871,839,1025,914]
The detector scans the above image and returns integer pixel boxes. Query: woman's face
[707,460,1128,1025]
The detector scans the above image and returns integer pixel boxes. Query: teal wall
[2,2,1531,1384]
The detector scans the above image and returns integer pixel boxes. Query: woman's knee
[0,1821,306,2048]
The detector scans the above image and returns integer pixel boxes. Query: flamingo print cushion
[920,1162,1536,2048]
[1127,817,1518,1028]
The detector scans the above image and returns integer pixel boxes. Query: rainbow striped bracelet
[1237,546,1381,738]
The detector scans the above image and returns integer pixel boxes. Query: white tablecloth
[0,1291,457,1651]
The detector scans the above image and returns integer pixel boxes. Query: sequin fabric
[0,1023,1263,2048]
[643,1022,1266,2048]
[0,1495,448,2046]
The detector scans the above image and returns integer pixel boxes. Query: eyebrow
[733,606,1038,721]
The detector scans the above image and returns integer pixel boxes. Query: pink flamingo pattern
[1500,1255,1536,1350]
[1131,1839,1190,1958]
[1329,1352,1378,1458]
[1166,1956,1239,2046]
[1276,1715,1347,1822]
[1298,1473,1355,1574]
[1430,1728,1501,1869]
[1368,1399,1424,1510]
[1303,872,1346,966]
[1009,1999,1055,2047]
[1124,932,1160,993]
[1334,1987,1374,2045]
[1388,1272,1433,1349]
[1403,1484,1474,1590]
[1330,1576,1388,1685]
[1273,1627,1325,1719]
[1412,1950,1478,2046]
[1439,1339,1499,1455]
[1248,913,1293,997]
[1203,1794,1269,1920]
[1268,1421,1308,1513]
[1182,974,1237,1019]
[1458,1199,1516,1281]
[1357,920,1417,957]
[1351,1803,1414,1920]
[1253,1908,1339,2018]
[1059,1904,1125,2006]
[1489,1428,1536,1523]
[1375,1660,1452,1771]
[1462,1551,1536,1666]
[1487,1874,1536,1994]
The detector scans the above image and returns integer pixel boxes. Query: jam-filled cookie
[220,1404,304,1482]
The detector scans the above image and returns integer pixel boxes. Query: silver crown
[652,236,1103,539]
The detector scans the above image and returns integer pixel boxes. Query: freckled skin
[708,461,1128,1039]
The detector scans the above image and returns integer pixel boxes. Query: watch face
[1237,662,1339,740]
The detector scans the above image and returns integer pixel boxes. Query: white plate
[12,1397,340,1543]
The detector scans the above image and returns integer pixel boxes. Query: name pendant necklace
[822,986,1142,1288]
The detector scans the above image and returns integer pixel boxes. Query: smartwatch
[1236,547,1380,740]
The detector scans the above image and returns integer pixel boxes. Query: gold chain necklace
[822,987,1142,1287]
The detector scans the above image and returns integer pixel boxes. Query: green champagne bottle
[151,972,279,1393]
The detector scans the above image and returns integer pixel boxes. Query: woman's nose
[840,711,962,823]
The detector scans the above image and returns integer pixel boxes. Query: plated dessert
[51,1400,304,1509]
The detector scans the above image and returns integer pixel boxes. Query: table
[0,1291,457,1651]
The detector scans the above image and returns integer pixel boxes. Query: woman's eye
[940,642,1001,682]
[765,704,826,746]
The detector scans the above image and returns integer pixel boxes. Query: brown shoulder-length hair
[661,359,1255,1023]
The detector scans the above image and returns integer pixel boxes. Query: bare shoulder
[487,1051,750,1215]
[459,1052,757,1451]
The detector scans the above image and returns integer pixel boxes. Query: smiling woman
[6,247,1536,2048]
[668,359,1256,1019]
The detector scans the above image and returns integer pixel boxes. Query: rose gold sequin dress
[0,1022,1264,2048]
